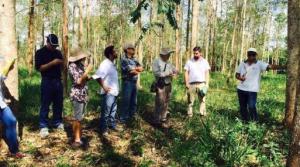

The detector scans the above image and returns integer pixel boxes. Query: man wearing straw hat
[152,48,178,128]
[68,48,93,147]
[35,34,64,138]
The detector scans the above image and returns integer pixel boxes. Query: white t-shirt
[92,59,119,96]
[236,60,269,92]
[184,57,211,83]
[0,75,7,109]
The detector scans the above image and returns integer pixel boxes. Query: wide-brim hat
[123,43,135,51]
[160,48,174,56]
[69,48,89,62]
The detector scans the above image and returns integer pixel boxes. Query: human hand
[103,86,111,93]
[85,64,93,73]
[136,66,144,72]
[52,59,63,65]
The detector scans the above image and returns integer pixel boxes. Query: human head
[104,45,117,60]
[193,46,202,60]
[247,48,257,62]
[123,43,135,57]
[46,34,59,51]
[160,48,174,62]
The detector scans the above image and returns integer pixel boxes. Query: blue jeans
[237,89,258,121]
[39,78,63,128]
[120,80,137,123]
[100,94,117,132]
[0,107,19,154]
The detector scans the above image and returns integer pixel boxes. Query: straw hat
[160,48,174,56]
[123,43,135,51]
[69,48,89,62]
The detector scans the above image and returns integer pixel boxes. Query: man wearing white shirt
[236,48,283,122]
[184,47,210,117]
[93,45,120,135]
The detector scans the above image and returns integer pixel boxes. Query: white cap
[247,48,257,53]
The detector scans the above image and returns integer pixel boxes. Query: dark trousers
[120,80,137,123]
[0,107,19,154]
[237,89,258,121]
[39,78,63,128]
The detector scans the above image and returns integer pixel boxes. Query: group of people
[0,33,281,157]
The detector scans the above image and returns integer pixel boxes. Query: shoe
[72,141,83,148]
[187,114,193,118]
[102,131,109,138]
[57,123,64,130]
[111,124,124,132]
[11,152,26,159]
[161,122,170,129]
[40,128,49,138]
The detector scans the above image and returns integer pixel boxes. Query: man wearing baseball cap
[35,34,64,138]
[119,43,143,125]
[236,48,283,122]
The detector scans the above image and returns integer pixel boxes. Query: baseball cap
[46,34,59,46]
[247,48,257,53]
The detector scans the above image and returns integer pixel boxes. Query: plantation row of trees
[0,0,300,165]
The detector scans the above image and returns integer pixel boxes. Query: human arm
[184,70,190,89]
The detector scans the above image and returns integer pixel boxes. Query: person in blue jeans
[0,56,25,158]
[236,48,284,122]
[35,34,64,138]
[120,43,143,124]
[92,45,121,136]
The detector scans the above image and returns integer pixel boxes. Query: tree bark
[190,0,200,56]
[284,0,300,130]
[62,0,69,96]
[78,0,83,48]
[175,4,182,70]
[27,0,36,75]
[185,0,191,60]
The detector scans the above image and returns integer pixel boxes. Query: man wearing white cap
[152,48,178,128]
[236,48,283,122]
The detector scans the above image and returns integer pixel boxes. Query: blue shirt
[35,46,63,79]
[120,54,141,81]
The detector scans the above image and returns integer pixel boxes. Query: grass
[0,68,289,167]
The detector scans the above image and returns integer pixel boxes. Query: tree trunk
[175,4,182,70]
[239,0,247,63]
[0,0,18,147]
[78,0,83,48]
[27,0,35,75]
[185,0,191,60]
[285,0,300,130]
[62,0,69,96]
[190,0,199,56]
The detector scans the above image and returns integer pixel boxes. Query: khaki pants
[154,84,172,123]
[187,83,207,116]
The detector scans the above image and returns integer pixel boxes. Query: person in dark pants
[35,34,64,138]
[120,43,143,124]
[236,48,284,122]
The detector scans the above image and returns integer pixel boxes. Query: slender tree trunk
[78,0,83,48]
[86,0,91,48]
[185,0,191,60]
[285,0,300,130]
[190,0,199,56]
[175,4,182,70]
[239,0,247,63]
[27,0,35,75]
[62,0,69,96]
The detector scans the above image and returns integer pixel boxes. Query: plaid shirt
[120,54,141,81]
[68,62,88,103]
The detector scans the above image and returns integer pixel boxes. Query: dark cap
[46,34,59,46]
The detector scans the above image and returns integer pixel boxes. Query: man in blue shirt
[120,43,143,124]
[35,34,64,138]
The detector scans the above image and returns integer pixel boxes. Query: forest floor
[0,69,289,167]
